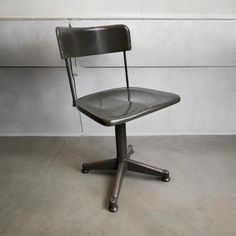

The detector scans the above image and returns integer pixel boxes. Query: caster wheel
[81,168,89,174]
[109,202,118,213]
[161,176,170,182]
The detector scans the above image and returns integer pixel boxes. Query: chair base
[81,124,170,212]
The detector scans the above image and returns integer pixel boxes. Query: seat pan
[76,87,180,126]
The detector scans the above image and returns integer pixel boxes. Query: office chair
[56,24,180,212]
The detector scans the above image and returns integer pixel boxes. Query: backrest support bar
[65,58,77,106]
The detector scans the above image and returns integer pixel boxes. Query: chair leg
[82,158,118,173]
[127,159,170,182]
[109,161,127,212]
[81,123,171,212]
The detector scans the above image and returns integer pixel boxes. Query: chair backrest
[56,24,132,107]
[56,24,131,58]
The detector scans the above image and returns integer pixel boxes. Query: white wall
[0,0,236,136]
[1,0,236,19]
[0,19,236,136]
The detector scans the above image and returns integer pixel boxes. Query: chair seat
[76,87,180,126]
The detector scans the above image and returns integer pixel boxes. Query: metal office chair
[56,24,180,212]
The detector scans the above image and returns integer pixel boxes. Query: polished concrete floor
[0,136,235,236]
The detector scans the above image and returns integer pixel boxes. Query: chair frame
[56,25,171,212]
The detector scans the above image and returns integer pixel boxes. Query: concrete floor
[0,136,235,236]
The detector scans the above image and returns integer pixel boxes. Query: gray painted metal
[56,24,131,58]
[82,123,170,212]
[56,25,180,126]
[77,87,180,126]
[56,25,179,211]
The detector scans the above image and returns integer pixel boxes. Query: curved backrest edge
[56,24,132,59]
